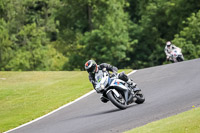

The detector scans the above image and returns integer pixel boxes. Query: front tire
[177,56,184,62]
[107,90,127,110]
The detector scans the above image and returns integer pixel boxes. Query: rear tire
[107,90,127,110]
[135,91,145,104]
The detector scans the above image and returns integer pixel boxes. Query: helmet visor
[87,65,96,73]
[166,42,171,47]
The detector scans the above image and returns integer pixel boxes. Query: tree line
[0,0,200,71]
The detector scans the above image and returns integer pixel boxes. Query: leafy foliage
[79,0,131,67]
[0,19,13,70]
[0,0,200,70]
[173,10,200,60]
[126,0,200,68]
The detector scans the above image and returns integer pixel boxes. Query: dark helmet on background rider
[85,60,98,73]
[166,41,172,47]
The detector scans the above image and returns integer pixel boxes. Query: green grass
[125,107,200,133]
[0,69,132,132]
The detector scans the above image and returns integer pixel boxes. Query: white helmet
[166,41,171,47]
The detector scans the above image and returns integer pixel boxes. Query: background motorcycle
[95,70,145,110]
[169,48,184,63]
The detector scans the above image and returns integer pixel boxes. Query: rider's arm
[172,45,181,51]
[172,45,177,49]
[164,47,171,57]
[99,63,118,73]
[89,74,96,89]
[89,74,101,92]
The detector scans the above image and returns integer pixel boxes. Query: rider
[164,41,180,61]
[85,60,136,103]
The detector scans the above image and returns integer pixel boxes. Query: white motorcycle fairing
[95,70,140,105]
[170,48,184,62]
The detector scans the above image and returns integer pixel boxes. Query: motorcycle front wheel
[177,56,184,62]
[107,90,127,110]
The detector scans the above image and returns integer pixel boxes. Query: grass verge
[125,107,200,133]
[0,69,132,132]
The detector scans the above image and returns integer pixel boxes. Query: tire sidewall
[135,93,145,104]
[107,90,127,110]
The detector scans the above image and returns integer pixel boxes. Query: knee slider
[118,72,128,82]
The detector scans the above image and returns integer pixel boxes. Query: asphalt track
[8,58,200,133]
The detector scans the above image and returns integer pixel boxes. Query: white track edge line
[5,70,137,133]
[127,70,137,76]
[5,90,95,133]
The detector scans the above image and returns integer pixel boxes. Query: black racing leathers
[88,63,118,88]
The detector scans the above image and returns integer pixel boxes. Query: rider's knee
[118,72,129,82]
[100,95,108,103]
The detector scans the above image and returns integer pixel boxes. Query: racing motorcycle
[169,48,184,63]
[95,70,145,110]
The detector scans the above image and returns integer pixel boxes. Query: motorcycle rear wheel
[107,90,127,110]
[135,91,145,104]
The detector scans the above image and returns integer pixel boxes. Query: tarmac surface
[8,58,200,133]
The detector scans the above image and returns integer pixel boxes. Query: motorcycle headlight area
[100,84,105,90]
[96,84,105,92]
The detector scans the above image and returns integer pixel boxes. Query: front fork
[113,88,136,105]
[127,87,141,104]
[106,84,141,105]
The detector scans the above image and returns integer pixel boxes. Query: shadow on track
[62,103,139,122]
[62,108,121,122]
